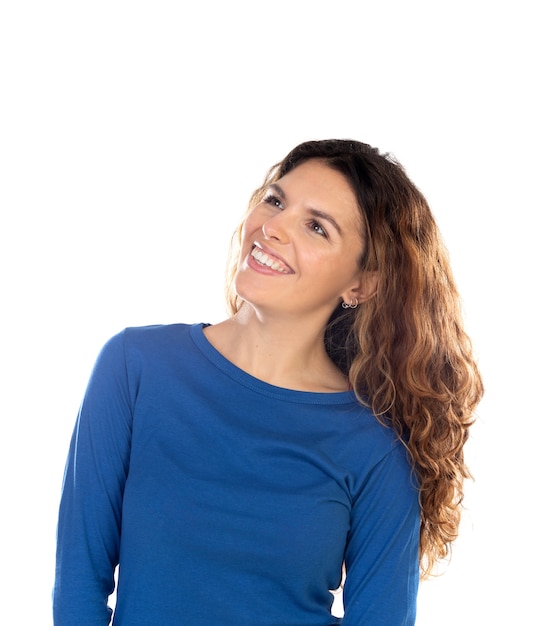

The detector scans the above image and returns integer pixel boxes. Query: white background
[1,1,540,623]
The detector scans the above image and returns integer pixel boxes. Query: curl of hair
[226,139,483,579]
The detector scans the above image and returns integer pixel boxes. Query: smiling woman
[53,139,483,626]
[232,160,370,330]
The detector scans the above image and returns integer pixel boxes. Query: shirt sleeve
[341,442,420,626]
[53,331,134,626]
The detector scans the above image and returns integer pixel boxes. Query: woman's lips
[249,244,294,274]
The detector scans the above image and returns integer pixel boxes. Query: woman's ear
[342,271,379,306]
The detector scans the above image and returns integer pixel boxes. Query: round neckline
[189,323,358,405]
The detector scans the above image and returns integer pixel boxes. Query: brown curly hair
[225,139,483,578]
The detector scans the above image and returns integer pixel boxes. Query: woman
[54,139,483,625]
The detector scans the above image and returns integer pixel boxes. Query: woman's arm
[342,442,420,626]
[53,332,133,625]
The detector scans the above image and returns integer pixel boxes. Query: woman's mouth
[250,247,293,274]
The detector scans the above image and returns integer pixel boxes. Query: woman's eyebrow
[308,208,342,235]
[268,183,286,199]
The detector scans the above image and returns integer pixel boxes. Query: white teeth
[251,248,289,273]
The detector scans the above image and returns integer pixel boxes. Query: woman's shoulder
[97,322,204,362]
[122,321,196,341]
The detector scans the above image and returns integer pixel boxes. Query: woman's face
[235,159,367,321]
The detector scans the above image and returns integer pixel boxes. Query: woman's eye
[263,194,283,209]
[309,220,327,238]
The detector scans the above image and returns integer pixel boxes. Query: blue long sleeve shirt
[54,323,420,625]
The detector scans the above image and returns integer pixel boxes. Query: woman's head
[231,157,377,326]
[227,139,443,372]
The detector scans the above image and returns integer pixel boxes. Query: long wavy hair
[225,139,483,578]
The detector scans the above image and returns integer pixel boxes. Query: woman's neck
[203,307,349,392]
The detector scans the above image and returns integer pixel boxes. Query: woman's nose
[261,211,291,243]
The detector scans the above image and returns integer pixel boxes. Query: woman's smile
[249,244,295,274]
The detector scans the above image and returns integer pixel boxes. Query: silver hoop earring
[341,297,359,309]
